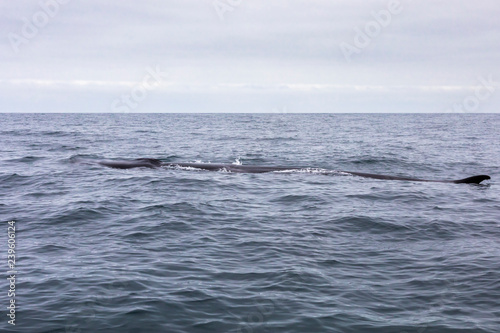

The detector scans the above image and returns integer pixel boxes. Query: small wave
[6,156,46,163]
[161,155,181,162]
[166,165,205,172]
[350,157,393,165]
[270,194,316,203]
[49,206,113,225]
[0,130,24,135]
[48,144,84,152]
[68,154,103,162]
[0,173,34,186]
[326,216,411,234]
[260,136,299,141]
[37,244,70,254]
[39,130,76,137]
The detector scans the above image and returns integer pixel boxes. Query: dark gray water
[1,113,499,333]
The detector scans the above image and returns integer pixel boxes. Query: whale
[98,158,163,169]
[96,158,491,184]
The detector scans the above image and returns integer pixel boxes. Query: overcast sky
[1,0,499,112]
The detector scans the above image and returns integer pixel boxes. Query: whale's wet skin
[95,158,491,184]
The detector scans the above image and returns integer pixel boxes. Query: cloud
[1,0,499,112]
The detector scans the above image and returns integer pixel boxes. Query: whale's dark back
[95,158,491,185]
[453,175,491,184]
[98,158,163,169]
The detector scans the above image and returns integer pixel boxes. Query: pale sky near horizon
[1,0,499,113]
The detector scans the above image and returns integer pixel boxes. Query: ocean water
[1,113,499,333]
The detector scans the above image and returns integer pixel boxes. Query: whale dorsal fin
[453,175,491,184]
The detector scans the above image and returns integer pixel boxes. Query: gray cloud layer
[1,0,499,112]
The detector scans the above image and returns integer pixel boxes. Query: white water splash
[272,168,346,175]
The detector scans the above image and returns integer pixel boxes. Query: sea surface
[1,113,499,333]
